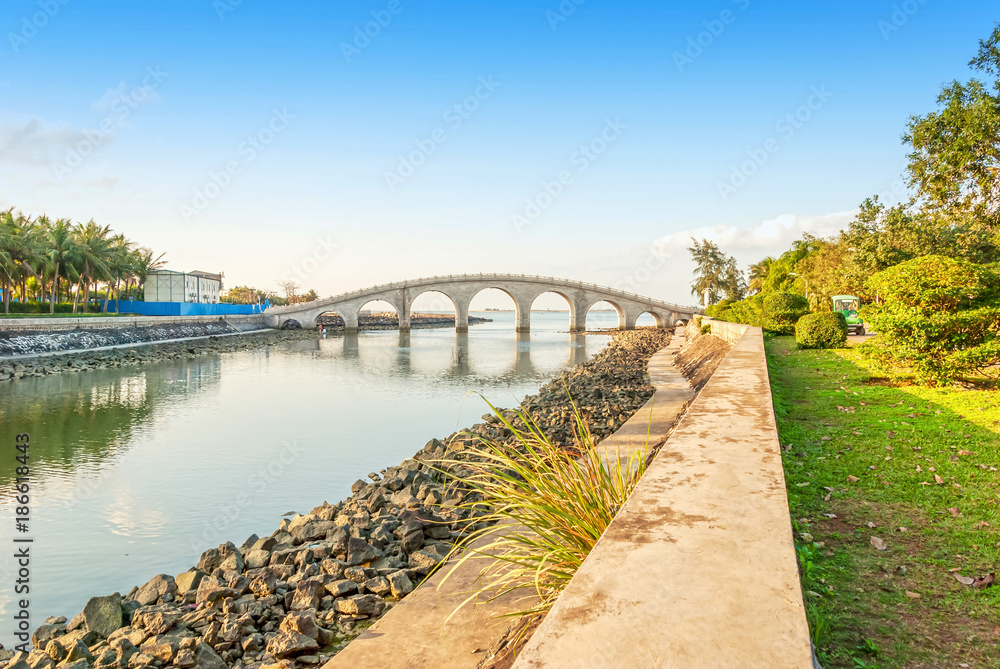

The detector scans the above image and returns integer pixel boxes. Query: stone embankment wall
[0,331,670,669]
[512,325,814,668]
[0,315,265,335]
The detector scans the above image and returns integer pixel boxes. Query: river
[0,311,626,632]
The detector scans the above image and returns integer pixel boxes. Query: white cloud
[0,117,99,166]
[651,210,858,262]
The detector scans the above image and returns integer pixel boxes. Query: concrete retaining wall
[512,326,813,668]
[0,314,265,333]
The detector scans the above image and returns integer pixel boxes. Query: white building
[144,270,223,304]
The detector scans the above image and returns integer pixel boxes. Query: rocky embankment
[0,331,318,382]
[0,322,262,357]
[0,329,671,669]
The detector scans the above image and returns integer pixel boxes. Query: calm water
[0,311,623,632]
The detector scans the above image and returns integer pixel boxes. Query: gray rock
[290,579,323,611]
[193,643,226,669]
[195,576,237,605]
[290,520,337,543]
[408,549,445,573]
[345,538,376,567]
[250,536,278,552]
[323,580,358,597]
[332,595,383,617]
[83,594,125,639]
[278,611,318,640]
[386,571,414,598]
[244,549,271,570]
[56,660,89,669]
[133,575,177,606]
[239,534,260,552]
[173,570,205,595]
[32,624,65,651]
[363,577,391,596]
[265,631,318,658]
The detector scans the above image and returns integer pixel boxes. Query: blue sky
[0,0,996,307]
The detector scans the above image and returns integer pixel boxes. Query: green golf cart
[832,295,865,336]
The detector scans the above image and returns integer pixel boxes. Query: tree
[747,257,774,295]
[687,238,743,307]
[277,279,300,305]
[44,219,79,314]
[71,220,112,313]
[904,23,1000,226]
[860,255,1000,385]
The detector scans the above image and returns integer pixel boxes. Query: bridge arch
[637,311,666,328]
[469,286,521,333]
[528,290,576,332]
[408,289,461,331]
[585,299,626,331]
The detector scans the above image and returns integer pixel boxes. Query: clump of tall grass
[433,398,649,625]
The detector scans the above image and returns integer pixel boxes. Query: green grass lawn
[767,336,1000,669]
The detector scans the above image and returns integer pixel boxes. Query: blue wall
[102,301,266,316]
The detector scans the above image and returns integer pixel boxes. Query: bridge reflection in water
[289,329,597,387]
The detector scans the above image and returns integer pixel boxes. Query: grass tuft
[432,396,649,628]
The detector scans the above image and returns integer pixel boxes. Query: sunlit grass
[433,398,649,627]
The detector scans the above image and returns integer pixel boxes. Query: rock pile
[0,322,261,357]
[0,329,671,669]
[0,331,318,382]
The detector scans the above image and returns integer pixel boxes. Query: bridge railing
[265,273,702,314]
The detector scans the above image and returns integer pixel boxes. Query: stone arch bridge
[264,274,701,332]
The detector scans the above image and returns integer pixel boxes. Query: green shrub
[701,324,711,335]
[796,312,848,349]
[762,293,809,335]
[859,256,1000,385]
[0,301,98,314]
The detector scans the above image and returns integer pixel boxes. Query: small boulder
[133,575,177,606]
[345,538,376,567]
[387,571,414,598]
[173,570,205,596]
[332,595,383,617]
[290,579,323,611]
[82,594,125,639]
[265,631,318,658]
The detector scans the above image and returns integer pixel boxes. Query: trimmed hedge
[713,292,809,335]
[796,312,848,349]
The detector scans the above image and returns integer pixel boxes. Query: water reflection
[0,313,611,627]
[0,357,221,496]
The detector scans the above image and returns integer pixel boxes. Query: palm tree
[688,238,739,307]
[747,257,774,295]
[71,220,112,313]
[44,219,79,314]
[133,248,167,300]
